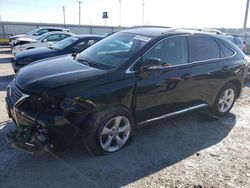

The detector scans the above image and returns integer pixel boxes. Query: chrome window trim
[125,35,237,74]
[137,103,208,125]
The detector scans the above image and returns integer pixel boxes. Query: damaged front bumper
[5,83,78,154]
[6,126,51,155]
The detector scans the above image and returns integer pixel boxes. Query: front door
[135,36,194,123]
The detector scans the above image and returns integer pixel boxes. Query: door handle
[181,73,191,80]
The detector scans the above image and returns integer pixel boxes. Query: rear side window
[188,36,220,62]
[219,42,235,57]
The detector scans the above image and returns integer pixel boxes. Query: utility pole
[62,6,66,25]
[119,0,121,27]
[243,0,250,37]
[142,0,145,25]
[77,1,83,25]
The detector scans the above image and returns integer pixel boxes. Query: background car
[195,29,247,53]
[231,35,246,53]
[11,35,104,72]
[9,27,70,47]
[12,31,74,56]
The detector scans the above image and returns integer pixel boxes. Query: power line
[77,1,83,25]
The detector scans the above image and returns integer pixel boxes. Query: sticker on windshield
[134,35,152,42]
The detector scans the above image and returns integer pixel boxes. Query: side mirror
[70,47,80,57]
[43,39,48,42]
[70,47,79,53]
[33,32,39,36]
[140,58,162,71]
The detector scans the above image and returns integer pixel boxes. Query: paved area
[0,46,250,188]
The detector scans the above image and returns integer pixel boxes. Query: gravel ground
[0,45,250,188]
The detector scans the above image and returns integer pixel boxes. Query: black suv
[5,28,248,155]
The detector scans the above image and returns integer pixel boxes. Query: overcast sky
[0,0,249,28]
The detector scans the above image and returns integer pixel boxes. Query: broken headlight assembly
[60,97,96,113]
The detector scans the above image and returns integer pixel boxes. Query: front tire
[83,107,134,155]
[210,83,237,116]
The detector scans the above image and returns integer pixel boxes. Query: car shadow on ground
[0,110,236,187]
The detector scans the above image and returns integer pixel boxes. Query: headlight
[61,97,96,113]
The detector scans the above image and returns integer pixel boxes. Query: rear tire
[209,83,237,116]
[83,107,134,156]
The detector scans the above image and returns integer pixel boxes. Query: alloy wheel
[218,88,235,113]
[99,116,131,152]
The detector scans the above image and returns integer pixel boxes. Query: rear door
[135,36,195,123]
[186,35,237,106]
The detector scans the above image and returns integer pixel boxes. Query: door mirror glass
[140,58,162,70]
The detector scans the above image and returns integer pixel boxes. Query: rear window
[188,36,220,62]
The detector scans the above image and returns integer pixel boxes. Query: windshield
[77,32,152,69]
[27,28,39,35]
[51,37,79,50]
[37,33,49,40]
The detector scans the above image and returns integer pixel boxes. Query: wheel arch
[228,79,242,98]
[211,78,242,106]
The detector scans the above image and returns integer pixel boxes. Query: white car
[9,27,70,47]
[12,31,74,56]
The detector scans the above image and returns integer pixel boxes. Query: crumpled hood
[10,34,26,39]
[17,37,37,43]
[15,56,107,93]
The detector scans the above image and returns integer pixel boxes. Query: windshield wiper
[77,58,103,68]
[77,58,115,70]
[76,58,90,66]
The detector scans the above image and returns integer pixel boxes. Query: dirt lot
[0,45,250,188]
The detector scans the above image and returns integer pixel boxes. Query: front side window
[188,36,220,62]
[77,32,152,69]
[61,34,70,40]
[51,37,79,50]
[75,39,96,52]
[45,34,61,42]
[143,36,188,66]
[35,29,49,36]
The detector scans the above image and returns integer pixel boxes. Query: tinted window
[76,40,90,52]
[188,36,220,62]
[219,42,235,57]
[45,34,61,42]
[48,29,61,32]
[143,36,188,66]
[51,37,79,50]
[61,34,70,40]
[35,29,49,36]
